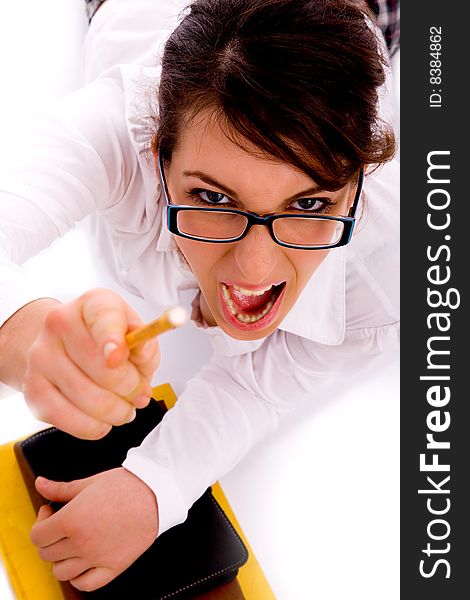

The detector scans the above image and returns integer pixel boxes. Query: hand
[30,468,159,592]
[23,288,160,439]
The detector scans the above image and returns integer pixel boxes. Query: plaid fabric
[367,0,400,56]
[83,0,400,57]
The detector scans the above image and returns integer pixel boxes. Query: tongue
[228,286,273,312]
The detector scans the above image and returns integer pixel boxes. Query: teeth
[221,283,275,323]
[233,284,273,296]
[222,285,237,314]
[235,301,274,323]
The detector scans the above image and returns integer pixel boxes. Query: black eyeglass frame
[157,151,364,250]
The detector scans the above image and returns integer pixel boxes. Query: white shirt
[0,0,399,535]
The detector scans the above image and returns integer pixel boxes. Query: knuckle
[82,287,118,302]
[81,288,124,321]
[44,305,68,335]
[79,289,96,304]
[80,287,107,305]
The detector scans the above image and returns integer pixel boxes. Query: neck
[200,293,217,327]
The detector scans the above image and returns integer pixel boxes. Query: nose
[232,224,281,284]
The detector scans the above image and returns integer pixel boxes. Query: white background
[0,2,400,598]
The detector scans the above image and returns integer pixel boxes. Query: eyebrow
[182,170,325,206]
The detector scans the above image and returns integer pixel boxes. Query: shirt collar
[278,246,347,345]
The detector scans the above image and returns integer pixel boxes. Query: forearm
[0,298,60,390]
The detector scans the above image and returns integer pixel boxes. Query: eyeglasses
[157,152,363,250]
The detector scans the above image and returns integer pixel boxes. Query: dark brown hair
[153,0,395,190]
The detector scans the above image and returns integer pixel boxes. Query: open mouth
[219,281,286,329]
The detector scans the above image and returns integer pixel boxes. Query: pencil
[125,305,189,349]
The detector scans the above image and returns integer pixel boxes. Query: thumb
[35,476,89,503]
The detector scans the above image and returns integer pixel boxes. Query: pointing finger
[80,289,130,367]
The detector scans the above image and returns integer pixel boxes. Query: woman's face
[163,113,357,341]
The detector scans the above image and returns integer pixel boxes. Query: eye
[200,190,229,204]
[187,188,231,206]
[290,197,334,213]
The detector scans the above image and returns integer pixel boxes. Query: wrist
[121,467,160,539]
[0,297,60,389]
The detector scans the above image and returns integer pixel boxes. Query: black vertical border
[401,2,469,598]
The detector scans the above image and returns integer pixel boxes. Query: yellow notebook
[0,383,275,600]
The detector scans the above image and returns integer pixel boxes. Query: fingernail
[103,342,118,359]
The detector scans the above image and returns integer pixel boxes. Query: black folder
[14,398,248,599]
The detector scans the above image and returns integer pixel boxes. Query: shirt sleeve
[122,321,399,535]
[0,74,138,329]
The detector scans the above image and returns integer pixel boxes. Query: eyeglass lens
[273,217,344,246]
[176,210,345,247]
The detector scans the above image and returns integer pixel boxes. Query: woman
[0,0,399,591]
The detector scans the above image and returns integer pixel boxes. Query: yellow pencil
[125,306,188,349]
